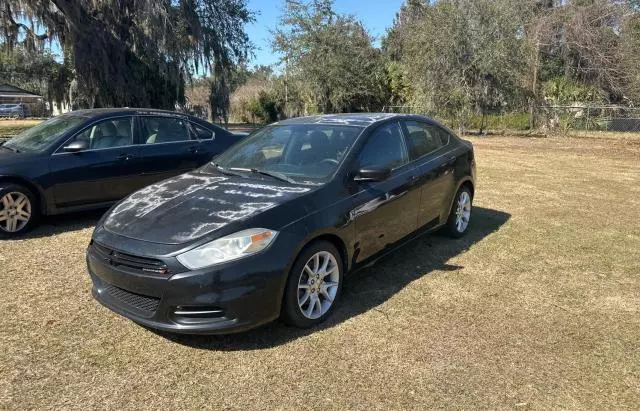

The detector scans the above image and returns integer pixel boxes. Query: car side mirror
[353,167,391,183]
[63,140,88,153]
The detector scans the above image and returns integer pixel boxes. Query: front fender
[0,173,49,214]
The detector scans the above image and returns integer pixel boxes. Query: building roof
[0,83,42,99]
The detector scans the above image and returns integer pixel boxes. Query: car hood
[103,170,313,245]
[0,146,43,168]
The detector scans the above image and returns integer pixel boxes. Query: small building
[0,83,46,117]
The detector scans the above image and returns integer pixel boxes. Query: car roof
[59,108,196,120]
[276,113,419,127]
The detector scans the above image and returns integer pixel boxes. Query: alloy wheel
[0,192,32,233]
[297,251,340,319]
[455,191,471,233]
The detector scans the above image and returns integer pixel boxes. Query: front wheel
[443,186,473,238]
[0,184,39,237]
[281,241,344,328]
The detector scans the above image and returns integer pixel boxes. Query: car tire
[281,241,344,328]
[0,184,40,238]
[443,185,473,238]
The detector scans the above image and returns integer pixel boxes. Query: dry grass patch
[0,136,639,409]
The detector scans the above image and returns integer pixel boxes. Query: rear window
[190,122,215,140]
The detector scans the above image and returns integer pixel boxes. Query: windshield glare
[214,124,363,184]
[4,115,86,152]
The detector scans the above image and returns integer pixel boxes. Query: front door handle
[118,153,134,161]
[188,145,200,154]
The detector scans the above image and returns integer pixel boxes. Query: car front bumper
[87,230,298,335]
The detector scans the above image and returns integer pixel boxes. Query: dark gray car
[0,104,28,118]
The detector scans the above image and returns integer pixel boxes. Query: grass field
[0,134,639,409]
[0,119,42,139]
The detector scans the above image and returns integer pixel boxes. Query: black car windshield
[3,115,86,153]
[213,124,364,184]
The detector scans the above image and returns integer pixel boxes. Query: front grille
[92,242,169,276]
[104,284,160,313]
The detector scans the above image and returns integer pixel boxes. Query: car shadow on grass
[159,206,511,351]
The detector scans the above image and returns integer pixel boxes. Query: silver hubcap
[297,251,340,319]
[455,191,471,233]
[0,192,31,233]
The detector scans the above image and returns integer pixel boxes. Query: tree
[229,65,280,123]
[1,0,253,109]
[382,0,426,63]
[185,77,211,118]
[619,10,640,102]
[273,0,389,115]
[394,0,530,132]
[210,67,232,124]
[546,0,628,101]
[0,45,73,111]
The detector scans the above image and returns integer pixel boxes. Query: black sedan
[0,108,240,236]
[87,113,476,334]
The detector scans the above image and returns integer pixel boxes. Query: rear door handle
[407,175,420,186]
[188,145,200,154]
[118,153,134,161]
[440,155,457,168]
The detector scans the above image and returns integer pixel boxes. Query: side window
[358,122,408,170]
[191,122,215,140]
[404,121,444,159]
[438,128,451,146]
[66,117,133,150]
[140,117,190,144]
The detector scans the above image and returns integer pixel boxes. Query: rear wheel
[443,186,473,238]
[0,184,39,237]
[282,241,343,328]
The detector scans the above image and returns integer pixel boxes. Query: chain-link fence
[540,105,640,135]
[383,105,640,136]
[383,105,530,134]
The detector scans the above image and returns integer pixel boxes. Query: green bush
[246,91,280,124]
[542,78,605,105]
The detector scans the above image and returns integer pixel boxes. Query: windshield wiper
[227,167,296,184]
[248,168,297,184]
[1,144,19,153]
[212,163,245,178]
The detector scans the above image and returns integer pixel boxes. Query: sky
[38,0,405,68]
[245,0,404,68]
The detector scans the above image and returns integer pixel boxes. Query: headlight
[176,228,278,270]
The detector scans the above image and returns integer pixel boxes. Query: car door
[48,116,142,208]
[349,121,422,262]
[136,115,200,187]
[401,120,457,228]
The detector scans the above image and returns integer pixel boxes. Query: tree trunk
[530,38,540,130]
